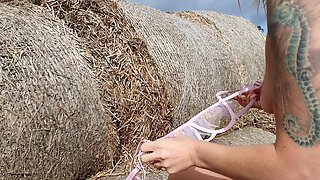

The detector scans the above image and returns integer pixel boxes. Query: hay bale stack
[0,4,118,179]
[116,1,266,127]
[2,0,273,174]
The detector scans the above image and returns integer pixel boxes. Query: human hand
[140,134,197,174]
[235,83,262,109]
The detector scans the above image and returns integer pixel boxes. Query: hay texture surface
[117,1,266,127]
[0,4,117,179]
[234,108,276,134]
[42,0,173,156]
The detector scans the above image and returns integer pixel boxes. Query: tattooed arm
[265,0,320,177]
[199,0,320,178]
[142,0,320,179]
[267,0,320,146]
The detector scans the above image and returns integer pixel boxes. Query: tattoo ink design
[271,1,320,147]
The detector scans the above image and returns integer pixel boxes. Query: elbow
[260,96,273,113]
[278,166,315,180]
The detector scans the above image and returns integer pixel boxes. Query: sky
[127,0,267,32]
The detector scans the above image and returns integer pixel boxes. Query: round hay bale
[19,0,174,161]
[116,1,266,127]
[0,4,118,179]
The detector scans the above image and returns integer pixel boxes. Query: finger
[252,88,261,101]
[238,95,249,104]
[154,162,163,169]
[238,94,255,107]
[234,91,249,100]
[141,141,158,152]
[248,93,257,102]
[141,152,160,163]
[244,93,258,102]
[235,96,245,106]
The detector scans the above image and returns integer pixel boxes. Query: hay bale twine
[117,1,266,127]
[0,4,118,179]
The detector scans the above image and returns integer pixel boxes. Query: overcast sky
[127,0,267,32]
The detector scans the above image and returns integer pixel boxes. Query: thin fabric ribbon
[126,83,260,180]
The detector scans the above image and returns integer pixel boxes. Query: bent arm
[193,142,291,180]
[194,1,320,179]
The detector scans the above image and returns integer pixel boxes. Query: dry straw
[0,3,118,179]
[35,0,175,159]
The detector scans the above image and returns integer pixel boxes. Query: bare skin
[140,0,320,179]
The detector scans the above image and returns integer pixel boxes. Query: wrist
[191,140,204,168]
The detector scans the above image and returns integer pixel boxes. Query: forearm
[193,141,288,180]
